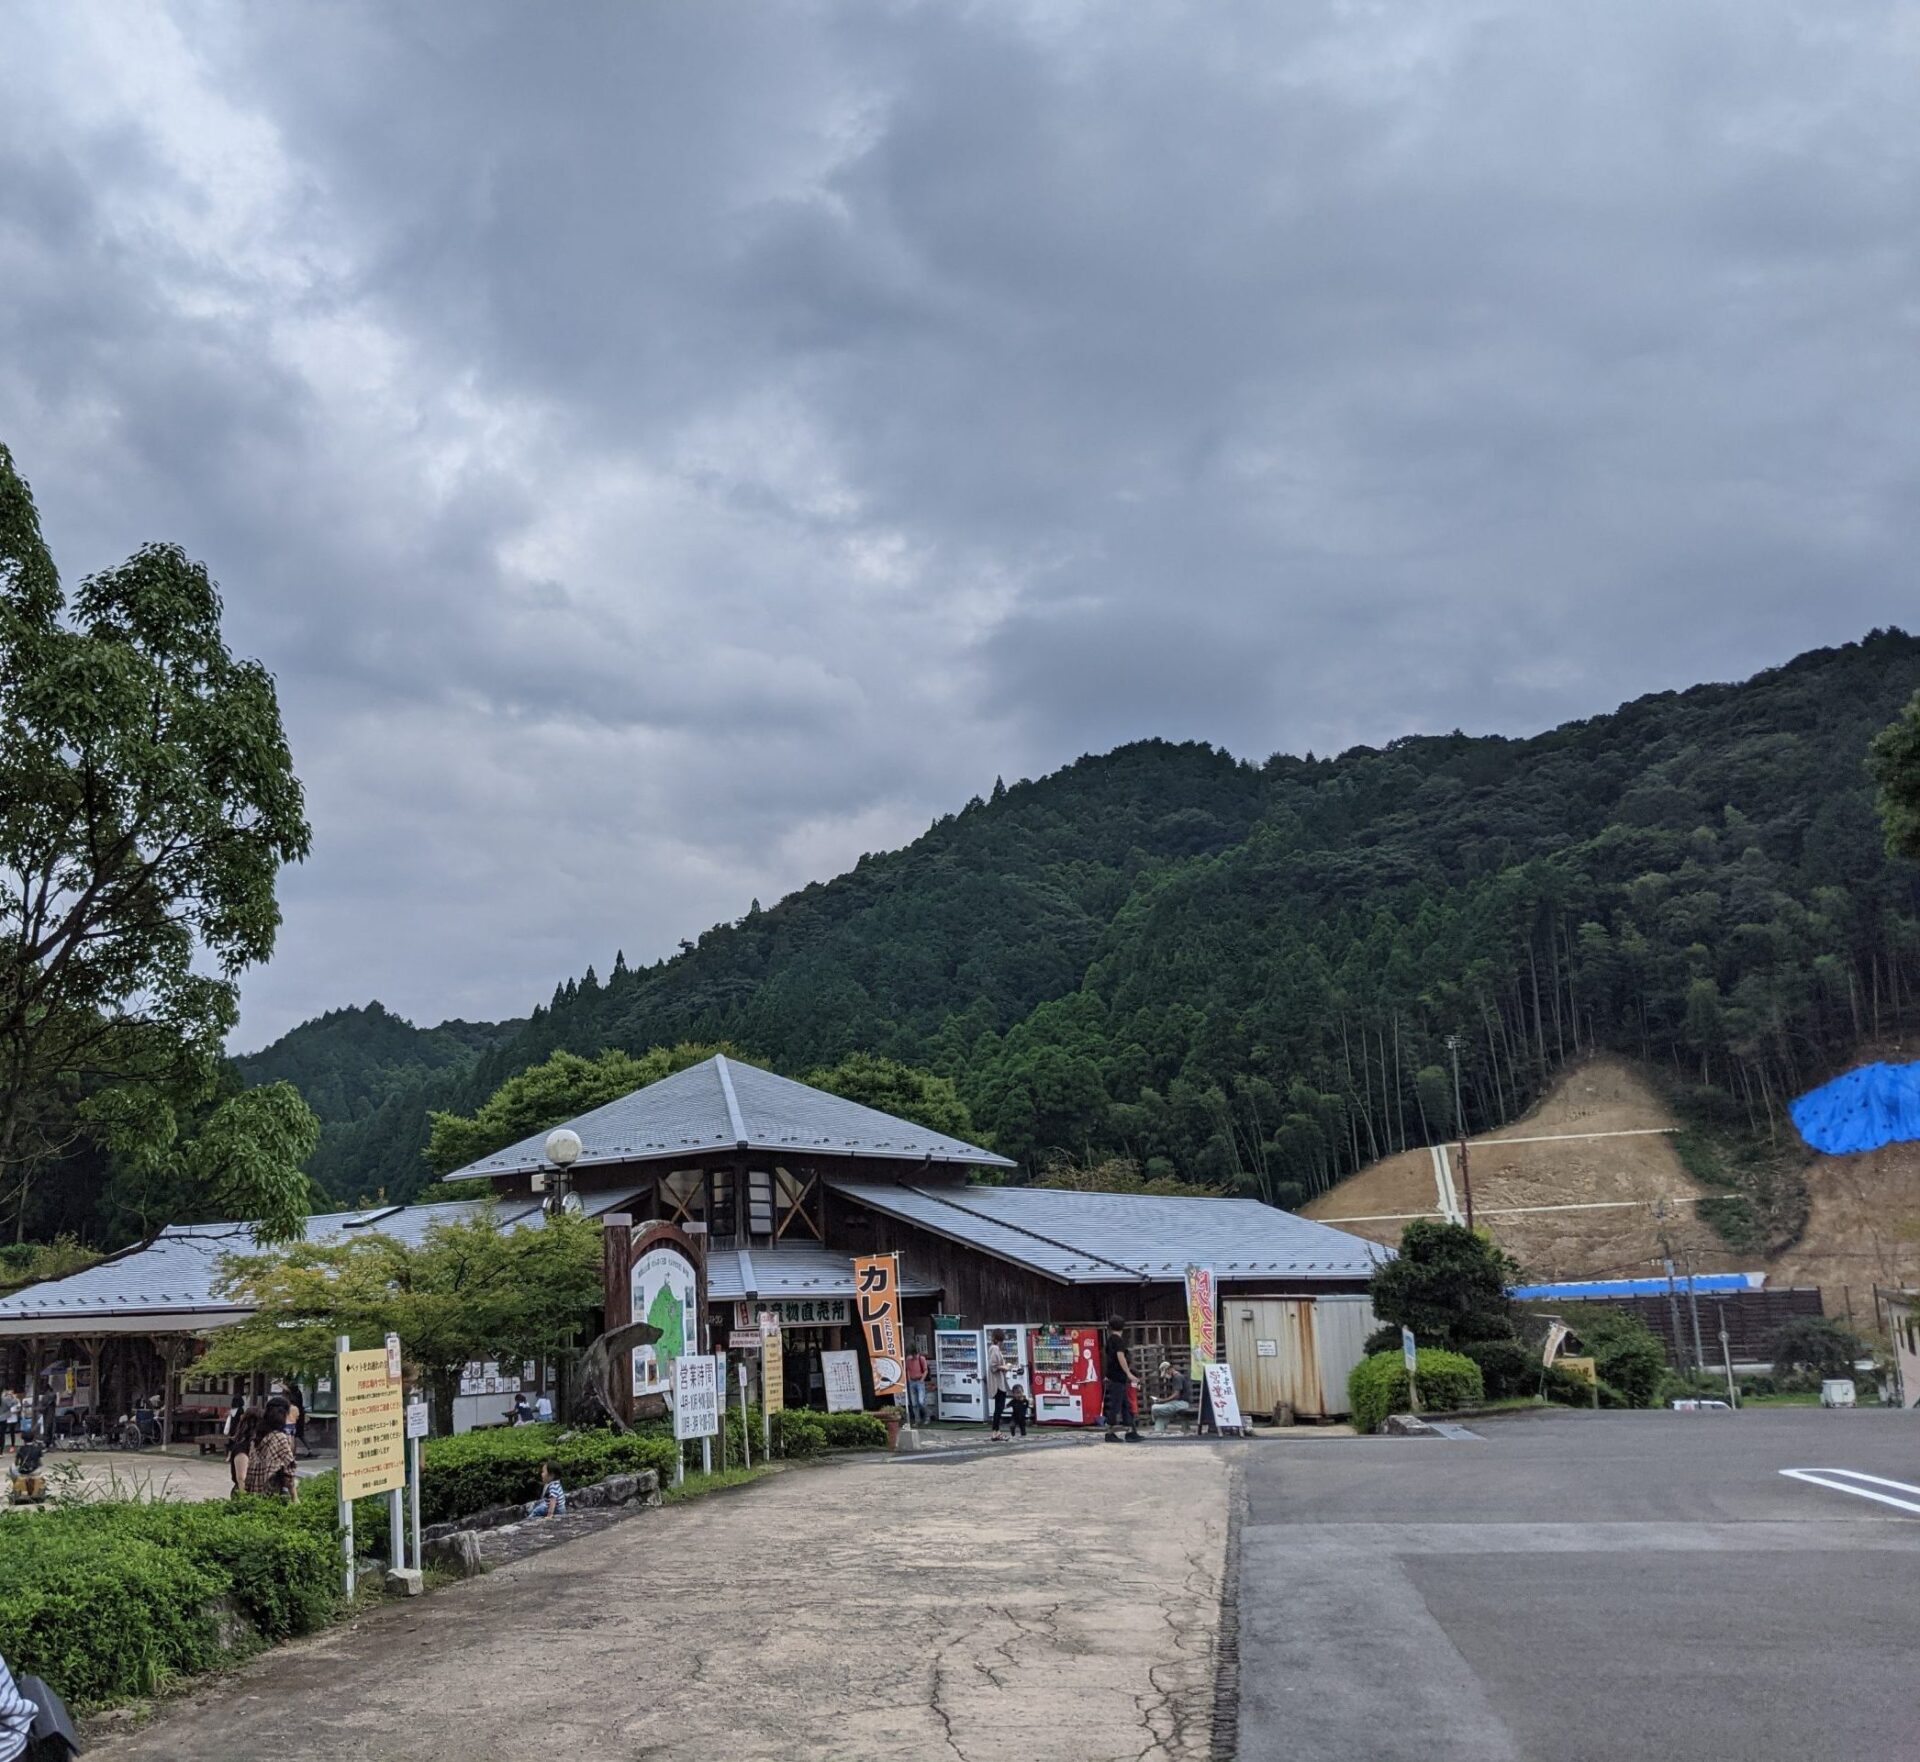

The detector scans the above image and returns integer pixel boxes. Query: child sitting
[526,1461,566,1519]
[1007,1382,1032,1438]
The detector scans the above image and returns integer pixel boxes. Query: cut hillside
[1304,1053,1920,1319]
[1301,1057,1725,1284]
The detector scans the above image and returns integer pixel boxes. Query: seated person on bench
[1150,1362,1197,1434]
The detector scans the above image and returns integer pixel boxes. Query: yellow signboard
[759,1310,785,1414]
[337,1346,406,1500]
[1560,1356,1597,1385]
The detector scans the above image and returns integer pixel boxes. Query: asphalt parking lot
[1239,1407,1920,1762]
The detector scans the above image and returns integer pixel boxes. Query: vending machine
[1029,1324,1102,1425]
[933,1328,986,1423]
[985,1322,1034,1420]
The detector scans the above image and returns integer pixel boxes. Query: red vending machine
[1029,1324,1102,1425]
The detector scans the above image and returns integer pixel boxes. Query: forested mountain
[274,632,1920,1209]
[234,1003,521,1203]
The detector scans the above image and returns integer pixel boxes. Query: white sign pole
[335,1334,354,1600]
[738,1359,752,1470]
[385,1337,405,1573]
[404,1397,428,1570]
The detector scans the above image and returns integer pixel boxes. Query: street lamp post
[537,1127,583,1217]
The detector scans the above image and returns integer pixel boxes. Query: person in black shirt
[1102,1320,1142,1443]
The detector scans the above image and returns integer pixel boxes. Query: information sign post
[337,1339,407,1597]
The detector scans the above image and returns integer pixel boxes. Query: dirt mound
[1768,1140,1920,1311]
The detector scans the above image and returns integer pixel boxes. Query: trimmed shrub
[1461,1338,1538,1400]
[1347,1349,1484,1434]
[1542,1364,1598,1406]
[818,1410,888,1450]
[772,1410,825,1457]
[0,1496,339,1707]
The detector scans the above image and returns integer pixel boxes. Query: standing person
[904,1346,930,1427]
[1102,1319,1142,1443]
[0,1389,17,1448]
[226,1404,261,1495]
[986,1332,1012,1439]
[1007,1380,1032,1439]
[244,1396,297,1500]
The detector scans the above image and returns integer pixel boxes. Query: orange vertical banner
[853,1252,905,1394]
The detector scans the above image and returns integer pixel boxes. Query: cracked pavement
[98,1443,1230,1762]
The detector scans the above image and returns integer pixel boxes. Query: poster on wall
[631,1243,699,1398]
[1184,1265,1218,1368]
[821,1350,864,1413]
[852,1253,906,1394]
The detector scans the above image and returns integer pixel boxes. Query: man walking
[1102,1319,1142,1443]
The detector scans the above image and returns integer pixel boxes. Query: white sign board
[631,1245,699,1398]
[385,1331,403,1382]
[1255,1338,1278,1358]
[822,1350,864,1414]
[1204,1363,1245,1433]
[405,1400,429,1440]
[673,1354,720,1440]
[1401,1326,1418,1377]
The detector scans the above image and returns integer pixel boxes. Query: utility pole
[1653,1200,1688,1371]
[1680,1249,1706,1376]
[1446,1033,1474,1231]
[1716,1303,1739,1407]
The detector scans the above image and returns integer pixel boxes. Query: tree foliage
[1765,1314,1869,1379]
[198,1206,602,1418]
[0,441,310,1240]
[425,1043,731,1176]
[1369,1220,1518,1348]
[802,1050,976,1139]
[1869,687,1920,861]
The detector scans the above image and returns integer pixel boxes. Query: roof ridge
[906,1183,1147,1281]
[713,1054,749,1146]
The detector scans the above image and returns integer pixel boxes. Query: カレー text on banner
[852,1252,905,1395]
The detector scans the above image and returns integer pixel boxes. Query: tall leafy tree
[802,1051,977,1139]
[1369,1220,1519,1347]
[1869,687,1920,860]
[198,1206,602,1425]
[0,443,311,1239]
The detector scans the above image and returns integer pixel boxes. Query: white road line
[1477,1127,1680,1146]
[1318,1197,1707,1224]
[1780,1468,1920,1516]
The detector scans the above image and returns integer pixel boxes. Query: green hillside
[280,632,1920,1207]
[234,1003,521,1203]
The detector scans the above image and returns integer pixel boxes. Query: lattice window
[773,1167,823,1242]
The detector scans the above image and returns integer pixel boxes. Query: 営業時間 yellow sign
[337,1346,406,1499]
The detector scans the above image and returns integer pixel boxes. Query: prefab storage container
[1224,1296,1378,1421]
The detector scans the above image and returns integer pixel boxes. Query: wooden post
[602,1214,633,1427]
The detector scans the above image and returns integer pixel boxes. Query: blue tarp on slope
[1789,1060,1920,1155]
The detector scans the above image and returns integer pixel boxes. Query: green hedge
[0,1496,339,1707]
[1460,1338,1539,1400]
[1348,1349,1484,1434]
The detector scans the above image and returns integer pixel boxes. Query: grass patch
[660,1463,779,1504]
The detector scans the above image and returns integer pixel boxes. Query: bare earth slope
[1302,1055,1920,1315]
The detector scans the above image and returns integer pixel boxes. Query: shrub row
[1347,1349,1485,1434]
[0,1496,339,1707]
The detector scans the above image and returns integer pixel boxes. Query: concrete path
[1239,1408,1920,1762]
[99,1442,1230,1762]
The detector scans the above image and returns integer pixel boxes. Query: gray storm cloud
[1,0,1914,1045]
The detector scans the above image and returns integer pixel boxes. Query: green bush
[1558,1306,1671,1408]
[1460,1338,1538,1400]
[1347,1349,1484,1434]
[1542,1364,1599,1406]
[0,1496,339,1707]
[818,1410,888,1450]
[772,1410,825,1457]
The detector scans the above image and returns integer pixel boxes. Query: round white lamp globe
[544,1127,583,1168]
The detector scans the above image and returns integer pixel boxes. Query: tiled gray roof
[705,1245,941,1303]
[0,1201,488,1331]
[444,1054,1014,1181]
[0,1190,646,1333]
[824,1180,1390,1284]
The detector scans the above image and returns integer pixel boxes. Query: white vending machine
[985,1321,1035,1419]
[934,1328,986,1423]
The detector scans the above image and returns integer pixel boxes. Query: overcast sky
[4,3,1916,1049]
